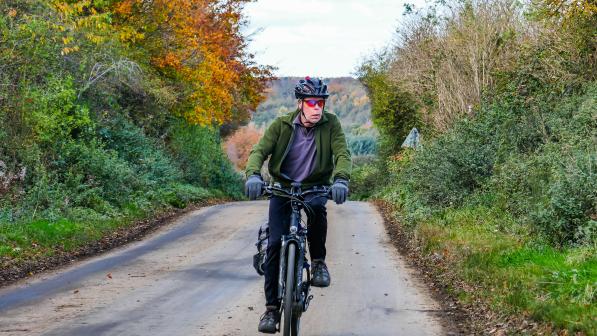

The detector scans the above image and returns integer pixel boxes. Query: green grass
[0,216,126,260]
[0,184,216,262]
[399,204,597,333]
[2,219,85,259]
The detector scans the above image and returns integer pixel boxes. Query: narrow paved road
[0,201,446,336]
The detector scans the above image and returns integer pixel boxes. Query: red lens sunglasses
[303,99,325,108]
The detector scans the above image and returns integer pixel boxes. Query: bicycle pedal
[304,294,314,311]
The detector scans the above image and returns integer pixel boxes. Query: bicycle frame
[277,191,309,311]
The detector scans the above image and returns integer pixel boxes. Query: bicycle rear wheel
[282,243,297,336]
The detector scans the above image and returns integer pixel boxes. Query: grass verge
[376,200,596,335]
[0,185,228,286]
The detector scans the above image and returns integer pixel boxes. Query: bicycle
[262,182,331,336]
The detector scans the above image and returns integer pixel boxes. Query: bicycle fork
[278,241,312,314]
[278,236,300,301]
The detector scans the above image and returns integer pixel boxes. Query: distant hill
[251,77,373,136]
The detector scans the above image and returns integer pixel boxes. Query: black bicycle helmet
[294,76,329,99]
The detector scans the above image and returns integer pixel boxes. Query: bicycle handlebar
[262,183,331,199]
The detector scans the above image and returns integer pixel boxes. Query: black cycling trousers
[264,194,328,307]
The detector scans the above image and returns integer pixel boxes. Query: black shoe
[258,308,279,333]
[311,259,330,287]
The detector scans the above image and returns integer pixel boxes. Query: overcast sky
[242,0,426,78]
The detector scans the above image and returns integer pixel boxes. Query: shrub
[401,117,497,208]
[349,158,381,200]
[169,122,243,198]
[159,184,212,209]
[534,150,597,245]
[97,116,182,187]
[347,135,378,156]
[356,54,421,156]
[223,124,263,171]
[23,76,93,144]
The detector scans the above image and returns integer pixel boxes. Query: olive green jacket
[245,109,352,188]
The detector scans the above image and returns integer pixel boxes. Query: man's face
[298,97,325,127]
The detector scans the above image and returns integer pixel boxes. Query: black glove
[330,179,349,204]
[245,174,264,200]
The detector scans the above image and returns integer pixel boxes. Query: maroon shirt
[280,115,317,182]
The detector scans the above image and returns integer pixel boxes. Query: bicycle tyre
[282,243,296,336]
[292,312,300,336]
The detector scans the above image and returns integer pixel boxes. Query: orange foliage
[51,0,273,126]
[224,124,263,171]
[112,0,273,125]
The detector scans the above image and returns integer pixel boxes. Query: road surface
[0,201,446,336]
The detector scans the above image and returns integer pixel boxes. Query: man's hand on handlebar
[330,179,349,204]
[245,174,264,200]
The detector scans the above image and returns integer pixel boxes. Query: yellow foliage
[542,0,597,17]
[61,46,79,55]
[111,0,268,125]
[51,0,113,50]
[49,0,272,126]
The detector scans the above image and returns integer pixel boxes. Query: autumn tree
[51,0,273,126]
[112,0,273,125]
[224,124,262,171]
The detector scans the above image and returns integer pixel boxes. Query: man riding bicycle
[245,77,352,333]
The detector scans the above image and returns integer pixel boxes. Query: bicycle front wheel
[282,243,297,336]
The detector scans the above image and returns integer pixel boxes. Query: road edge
[373,199,480,335]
